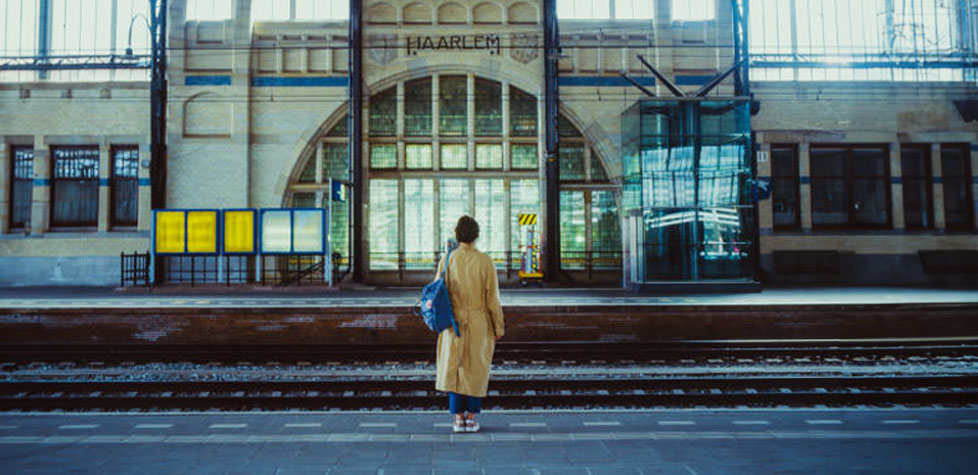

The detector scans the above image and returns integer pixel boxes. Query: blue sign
[332,181,347,202]
[756,178,772,201]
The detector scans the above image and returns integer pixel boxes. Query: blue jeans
[449,392,482,414]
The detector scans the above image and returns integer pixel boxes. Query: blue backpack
[413,250,461,336]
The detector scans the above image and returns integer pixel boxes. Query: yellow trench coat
[434,243,505,398]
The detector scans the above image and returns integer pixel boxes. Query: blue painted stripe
[139,178,151,186]
[251,76,348,87]
[185,75,231,86]
[799,176,811,185]
[971,144,978,152]
[934,176,943,184]
[559,76,655,87]
[99,178,110,186]
[32,178,49,186]
[675,75,712,86]
[890,177,902,185]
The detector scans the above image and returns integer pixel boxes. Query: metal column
[149,0,167,210]
[543,0,560,282]
[349,0,365,282]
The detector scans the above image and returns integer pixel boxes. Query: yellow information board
[223,210,256,254]
[187,211,218,253]
[154,211,186,254]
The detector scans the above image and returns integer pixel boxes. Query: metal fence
[120,251,150,287]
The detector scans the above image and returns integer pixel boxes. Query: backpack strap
[443,249,461,337]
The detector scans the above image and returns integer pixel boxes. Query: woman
[435,215,505,433]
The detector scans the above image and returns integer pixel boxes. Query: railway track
[2,375,977,411]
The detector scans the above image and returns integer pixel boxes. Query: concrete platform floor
[2,408,977,474]
[0,286,976,308]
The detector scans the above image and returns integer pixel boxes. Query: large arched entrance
[285,74,621,285]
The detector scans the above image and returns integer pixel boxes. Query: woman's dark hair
[455,215,480,243]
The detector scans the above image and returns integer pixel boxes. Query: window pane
[474,179,507,265]
[559,144,585,181]
[439,76,467,136]
[810,149,846,176]
[439,179,470,250]
[852,148,886,177]
[557,0,609,19]
[440,144,467,170]
[511,144,537,170]
[186,0,233,20]
[369,179,398,269]
[616,0,654,19]
[672,0,715,20]
[292,192,316,207]
[560,190,586,269]
[511,179,540,257]
[811,178,848,226]
[475,144,502,169]
[901,147,930,229]
[10,147,34,227]
[510,87,537,136]
[51,147,99,227]
[590,152,608,181]
[771,146,799,229]
[323,143,348,180]
[406,144,432,169]
[942,145,973,229]
[370,144,396,169]
[327,117,348,137]
[295,0,349,20]
[369,88,396,136]
[941,146,968,177]
[404,78,432,136]
[591,190,620,268]
[112,146,139,226]
[331,195,350,260]
[297,158,316,183]
[404,179,434,268]
[252,0,290,21]
[475,79,502,136]
[852,178,888,226]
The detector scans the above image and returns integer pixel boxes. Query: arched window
[285,75,620,281]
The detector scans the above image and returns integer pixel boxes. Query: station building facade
[0,0,976,287]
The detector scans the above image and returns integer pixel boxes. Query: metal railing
[158,256,220,286]
[120,251,150,287]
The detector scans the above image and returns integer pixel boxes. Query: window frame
[49,145,100,229]
[770,144,801,231]
[940,143,975,232]
[899,144,934,231]
[8,145,34,230]
[809,144,892,231]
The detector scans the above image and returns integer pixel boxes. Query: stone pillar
[501,80,511,172]
[98,142,111,232]
[931,143,945,229]
[467,74,476,172]
[890,142,904,229]
[798,142,812,230]
[756,142,773,231]
[30,136,50,234]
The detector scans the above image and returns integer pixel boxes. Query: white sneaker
[465,418,480,433]
[453,419,466,433]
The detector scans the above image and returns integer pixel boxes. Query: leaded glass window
[590,152,608,181]
[370,144,397,169]
[51,146,99,227]
[111,146,139,227]
[9,147,33,228]
[475,179,506,265]
[440,144,467,170]
[323,143,348,180]
[560,190,586,269]
[404,179,434,268]
[404,78,432,136]
[810,148,849,228]
[592,190,620,268]
[475,144,502,170]
[510,87,537,137]
[510,179,540,255]
[511,144,537,170]
[475,79,502,136]
[298,158,316,183]
[406,144,432,169]
[559,144,586,181]
[292,192,316,207]
[369,179,398,269]
[369,88,396,137]
[439,76,467,136]
[771,145,800,230]
[811,146,890,229]
[439,179,471,250]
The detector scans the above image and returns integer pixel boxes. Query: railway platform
[1,286,977,346]
[2,408,977,474]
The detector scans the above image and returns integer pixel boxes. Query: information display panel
[293,209,325,254]
[154,211,186,254]
[187,211,219,254]
[260,208,326,255]
[261,209,293,254]
[223,209,257,254]
[152,209,221,255]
